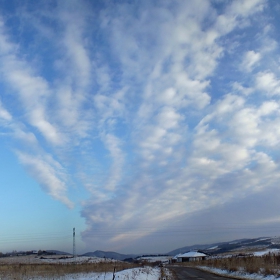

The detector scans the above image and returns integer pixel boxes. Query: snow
[37,267,161,280]
[255,238,271,242]
[207,246,218,250]
[137,256,171,263]
[40,256,116,264]
[177,252,206,258]
[196,247,280,280]
[253,249,280,256]
[199,266,280,280]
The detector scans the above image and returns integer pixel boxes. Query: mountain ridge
[81,250,137,261]
[167,236,280,256]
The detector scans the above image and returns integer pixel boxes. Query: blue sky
[1,0,280,254]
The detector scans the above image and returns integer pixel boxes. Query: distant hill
[46,250,71,255]
[45,236,280,261]
[167,236,280,256]
[82,250,137,261]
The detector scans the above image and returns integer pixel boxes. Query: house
[175,251,207,262]
[170,256,178,263]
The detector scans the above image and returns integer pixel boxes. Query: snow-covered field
[199,266,280,280]
[198,249,280,280]
[204,248,280,260]
[36,267,161,280]
[136,256,171,263]
[0,256,167,279]
[253,249,280,257]
[41,256,117,263]
[0,255,117,264]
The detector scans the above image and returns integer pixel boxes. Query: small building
[176,251,207,262]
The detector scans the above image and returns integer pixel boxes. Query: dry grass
[159,266,176,280]
[184,253,280,277]
[0,260,140,279]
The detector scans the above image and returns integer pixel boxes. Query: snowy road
[169,266,237,280]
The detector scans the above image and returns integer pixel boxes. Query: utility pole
[73,227,76,258]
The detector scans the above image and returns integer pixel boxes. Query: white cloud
[102,133,124,191]
[232,82,254,96]
[13,128,38,146]
[79,0,276,250]
[156,107,181,129]
[17,152,73,208]
[256,72,280,95]
[1,0,280,253]
[0,23,64,145]
[0,100,12,122]
[214,0,265,35]
[59,5,92,90]
[230,108,260,147]
[216,94,245,115]
[258,101,278,116]
[241,50,261,72]
[229,0,265,17]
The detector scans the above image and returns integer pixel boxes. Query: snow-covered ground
[253,249,280,256]
[199,266,280,280]
[137,256,171,263]
[37,266,161,280]
[0,255,119,264]
[207,246,218,250]
[204,248,280,260]
[0,256,168,279]
[40,256,117,263]
[197,248,280,279]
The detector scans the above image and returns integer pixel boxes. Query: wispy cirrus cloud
[0,19,63,145]
[17,151,74,208]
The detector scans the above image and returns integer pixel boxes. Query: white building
[175,251,207,262]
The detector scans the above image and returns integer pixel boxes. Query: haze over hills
[10,236,278,261]
[79,236,280,260]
